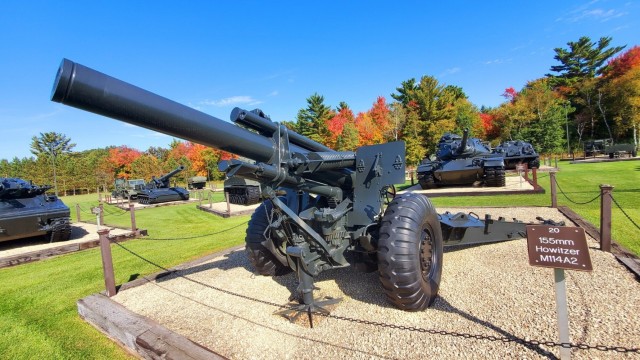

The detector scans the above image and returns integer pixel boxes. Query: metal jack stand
[274,261,341,328]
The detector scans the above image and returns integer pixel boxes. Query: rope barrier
[553,177,601,205]
[610,194,640,231]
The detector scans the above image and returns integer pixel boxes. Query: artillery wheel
[245,200,292,276]
[418,172,437,189]
[377,193,443,311]
[485,167,505,187]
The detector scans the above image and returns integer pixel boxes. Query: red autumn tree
[107,145,142,178]
[502,87,518,103]
[326,106,355,149]
[604,45,640,79]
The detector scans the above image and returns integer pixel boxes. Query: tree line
[1,36,638,194]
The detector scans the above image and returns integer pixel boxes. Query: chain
[610,194,640,231]
[109,239,640,354]
[553,177,601,205]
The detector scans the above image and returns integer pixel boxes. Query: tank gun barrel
[455,128,469,155]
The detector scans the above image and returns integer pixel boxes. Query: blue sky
[1,1,638,160]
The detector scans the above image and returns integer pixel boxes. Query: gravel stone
[113,206,640,359]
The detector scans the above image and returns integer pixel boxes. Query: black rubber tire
[245,200,292,276]
[418,172,437,189]
[528,159,540,169]
[377,193,443,311]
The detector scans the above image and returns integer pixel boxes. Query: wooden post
[98,228,117,297]
[225,191,231,215]
[555,157,558,169]
[550,171,558,208]
[129,203,137,232]
[532,167,538,188]
[76,203,81,222]
[99,201,104,225]
[599,184,614,252]
[199,191,202,206]
[209,191,213,208]
[410,171,414,186]
[523,163,529,182]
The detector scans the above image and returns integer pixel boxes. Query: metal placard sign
[526,225,592,271]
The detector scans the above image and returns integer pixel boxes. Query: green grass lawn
[0,160,638,359]
[423,160,639,254]
[0,199,248,359]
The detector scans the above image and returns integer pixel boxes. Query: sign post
[526,225,592,360]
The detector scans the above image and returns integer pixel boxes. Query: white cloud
[199,96,263,107]
[483,59,512,65]
[439,67,461,77]
[559,2,628,22]
[268,91,279,97]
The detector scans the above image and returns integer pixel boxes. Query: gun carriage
[51,59,556,316]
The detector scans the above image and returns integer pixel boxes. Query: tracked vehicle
[0,177,71,243]
[417,130,505,189]
[137,166,190,204]
[492,140,540,169]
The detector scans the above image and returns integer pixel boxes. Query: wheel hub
[419,228,433,280]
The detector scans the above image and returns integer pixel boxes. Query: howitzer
[138,165,189,204]
[51,59,556,317]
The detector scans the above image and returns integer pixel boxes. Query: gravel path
[113,206,640,359]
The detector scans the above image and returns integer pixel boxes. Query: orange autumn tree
[107,145,142,179]
[369,96,392,141]
[355,97,390,146]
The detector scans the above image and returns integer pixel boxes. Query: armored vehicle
[52,59,561,316]
[0,177,71,243]
[224,176,261,205]
[137,166,190,204]
[417,130,505,189]
[187,176,207,190]
[492,140,540,169]
[111,178,146,199]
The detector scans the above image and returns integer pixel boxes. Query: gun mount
[51,59,558,318]
[417,129,506,189]
[138,166,189,204]
[0,178,71,243]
